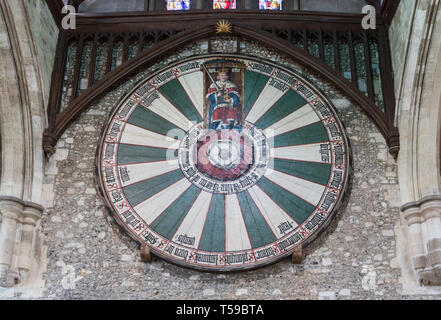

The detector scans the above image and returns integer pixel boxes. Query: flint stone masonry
[34,38,441,300]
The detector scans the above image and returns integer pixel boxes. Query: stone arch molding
[0,0,49,289]
[396,0,441,286]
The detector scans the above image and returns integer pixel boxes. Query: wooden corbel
[140,244,152,263]
[291,245,303,264]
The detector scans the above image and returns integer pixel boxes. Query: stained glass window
[213,0,236,9]
[259,0,282,10]
[167,0,190,10]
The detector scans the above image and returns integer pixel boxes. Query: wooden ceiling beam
[69,0,86,10]
[51,0,401,30]
[364,0,382,11]
[381,0,401,26]
[45,0,64,27]
[71,10,386,33]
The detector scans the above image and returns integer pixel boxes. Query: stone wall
[28,37,438,300]
[0,0,55,296]
[390,0,441,288]
[388,0,415,105]
[24,0,58,112]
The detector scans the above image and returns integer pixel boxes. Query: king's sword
[202,64,220,91]
[202,64,225,110]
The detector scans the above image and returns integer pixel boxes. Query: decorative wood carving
[43,11,400,157]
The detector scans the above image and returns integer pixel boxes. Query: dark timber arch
[43,23,399,156]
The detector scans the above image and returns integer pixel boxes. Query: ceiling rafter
[45,0,64,27]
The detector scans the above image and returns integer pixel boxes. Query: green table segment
[97,55,349,272]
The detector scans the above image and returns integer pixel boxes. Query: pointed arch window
[213,0,236,9]
[259,0,282,10]
[167,0,190,10]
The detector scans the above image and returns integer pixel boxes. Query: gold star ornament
[216,20,232,34]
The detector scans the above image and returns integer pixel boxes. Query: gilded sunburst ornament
[215,20,232,34]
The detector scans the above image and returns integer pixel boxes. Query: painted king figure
[207,68,242,130]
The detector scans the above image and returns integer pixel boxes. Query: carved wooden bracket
[291,245,303,264]
[140,244,152,263]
